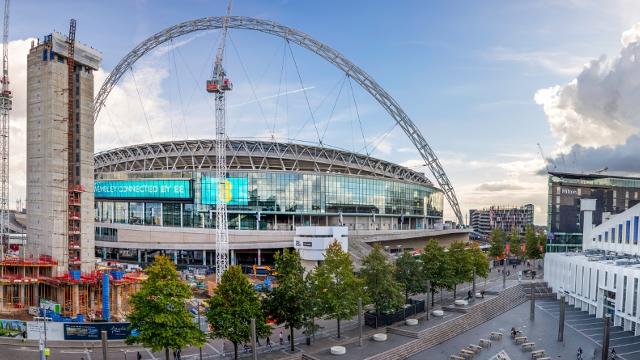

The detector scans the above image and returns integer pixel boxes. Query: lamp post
[197,300,203,360]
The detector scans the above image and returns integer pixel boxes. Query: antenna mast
[206,1,234,282]
[0,0,11,262]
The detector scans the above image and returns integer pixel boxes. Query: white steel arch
[94,16,464,224]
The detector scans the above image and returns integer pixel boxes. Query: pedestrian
[266,336,273,351]
[507,270,510,276]
[177,348,181,360]
[279,331,284,345]
[467,290,472,300]
[137,352,142,360]
[480,290,485,298]
[173,350,177,359]
[288,333,291,343]
[256,334,261,346]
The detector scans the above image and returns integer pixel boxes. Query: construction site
[0,0,142,322]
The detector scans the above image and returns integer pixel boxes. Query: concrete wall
[95,222,469,251]
[26,43,98,274]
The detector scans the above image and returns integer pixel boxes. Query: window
[605,231,609,242]
[623,275,627,313]
[129,202,144,225]
[634,278,638,317]
[619,223,624,243]
[614,274,617,289]
[605,271,608,287]
[114,202,128,224]
[588,269,592,299]
[145,203,161,226]
[596,270,599,301]
[626,220,631,244]
[613,227,616,243]
[634,216,639,245]
[599,234,602,242]
[162,203,181,227]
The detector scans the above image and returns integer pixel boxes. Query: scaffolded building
[0,29,140,320]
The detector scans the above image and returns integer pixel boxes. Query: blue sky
[7,1,640,224]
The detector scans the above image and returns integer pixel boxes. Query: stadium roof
[94,139,433,186]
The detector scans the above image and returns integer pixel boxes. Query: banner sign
[95,179,192,200]
[64,322,131,340]
[201,176,248,205]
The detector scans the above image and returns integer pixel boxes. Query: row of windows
[570,264,639,318]
[99,171,444,217]
[595,216,640,245]
[94,201,432,230]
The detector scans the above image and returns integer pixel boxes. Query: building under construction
[0,26,140,320]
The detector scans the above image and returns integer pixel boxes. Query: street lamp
[197,300,203,360]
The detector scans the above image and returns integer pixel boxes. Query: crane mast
[207,1,233,283]
[0,0,11,261]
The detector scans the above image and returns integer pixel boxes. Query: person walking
[256,334,261,346]
[279,331,284,345]
[266,336,273,351]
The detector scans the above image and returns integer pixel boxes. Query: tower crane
[207,0,233,283]
[0,0,11,261]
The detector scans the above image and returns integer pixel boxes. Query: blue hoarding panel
[95,179,192,200]
[64,322,131,340]
[201,176,248,205]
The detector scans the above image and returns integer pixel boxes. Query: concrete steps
[365,285,528,360]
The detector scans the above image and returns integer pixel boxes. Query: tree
[206,266,270,360]
[420,239,452,305]
[395,251,424,302]
[447,242,473,300]
[468,242,490,295]
[313,241,364,338]
[488,228,505,259]
[265,249,307,352]
[507,227,522,260]
[525,225,543,264]
[469,242,490,279]
[126,256,205,360]
[361,245,404,315]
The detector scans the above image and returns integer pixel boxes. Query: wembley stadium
[92,139,459,267]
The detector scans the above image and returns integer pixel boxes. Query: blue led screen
[95,179,192,200]
[201,176,249,205]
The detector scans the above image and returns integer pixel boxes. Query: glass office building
[547,171,640,252]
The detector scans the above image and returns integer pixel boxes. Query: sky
[5,0,640,225]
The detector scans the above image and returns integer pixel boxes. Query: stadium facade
[93,139,448,266]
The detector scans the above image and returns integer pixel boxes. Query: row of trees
[487,224,545,263]
[395,240,490,306]
[126,239,491,360]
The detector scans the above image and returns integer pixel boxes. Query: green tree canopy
[508,227,523,259]
[488,228,505,258]
[420,239,452,305]
[206,266,270,360]
[525,225,543,261]
[313,241,364,338]
[395,251,424,302]
[469,242,490,279]
[126,256,205,360]
[447,241,474,299]
[265,249,308,352]
[361,245,404,315]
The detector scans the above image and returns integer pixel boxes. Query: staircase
[365,285,528,360]
[521,281,555,299]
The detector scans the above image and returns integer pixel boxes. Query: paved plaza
[411,298,640,360]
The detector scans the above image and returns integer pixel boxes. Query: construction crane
[537,143,556,173]
[66,19,82,271]
[0,0,11,262]
[207,1,233,283]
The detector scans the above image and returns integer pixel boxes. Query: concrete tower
[26,33,101,274]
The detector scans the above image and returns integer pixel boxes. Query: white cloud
[536,22,640,170]
[5,38,36,209]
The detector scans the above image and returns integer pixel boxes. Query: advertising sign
[201,176,248,205]
[95,179,192,200]
[63,322,131,340]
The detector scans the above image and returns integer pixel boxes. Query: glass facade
[547,172,640,252]
[95,170,444,229]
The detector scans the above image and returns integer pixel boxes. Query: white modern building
[545,199,640,334]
